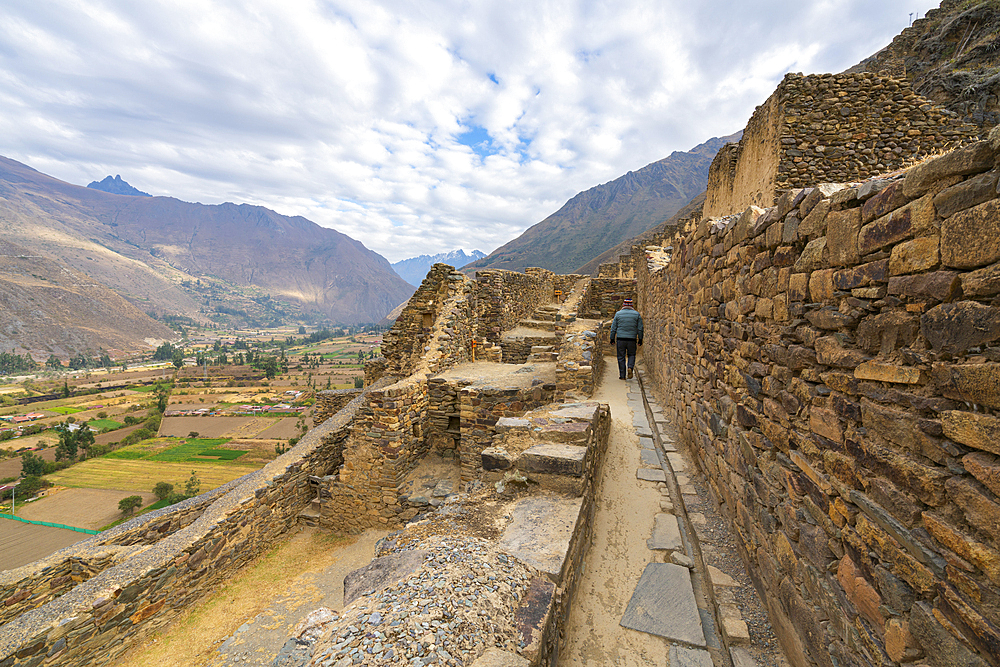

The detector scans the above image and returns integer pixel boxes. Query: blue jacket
[610,307,643,343]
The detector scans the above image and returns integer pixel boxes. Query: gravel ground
[303,536,535,667]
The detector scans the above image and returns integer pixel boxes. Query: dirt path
[561,355,670,666]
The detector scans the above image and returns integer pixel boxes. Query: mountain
[847,0,1000,133]
[0,239,174,358]
[87,175,151,197]
[392,249,485,286]
[463,133,741,275]
[0,156,415,326]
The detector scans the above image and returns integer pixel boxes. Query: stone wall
[555,324,605,400]
[475,269,555,344]
[624,138,1000,667]
[578,278,637,319]
[0,394,367,667]
[313,388,362,425]
[318,377,429,532]
[459,384,557,480]
[705,72,979,217]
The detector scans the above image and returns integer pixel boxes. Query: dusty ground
[255,417,301,440]
[0,519,87,571]
[433,361,557,388]
[15,487,157,530]
[159,416,259,439]
[115,527,386,667]
[562,356,670,666]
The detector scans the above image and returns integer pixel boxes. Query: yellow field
[45,459,256,494]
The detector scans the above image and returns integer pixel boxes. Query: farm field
[159,416,260,438]
[45,459,253,495]
[0,520,86,571]
[15,487,157,530]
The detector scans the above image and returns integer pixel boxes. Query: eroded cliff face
[849,0,1000,134]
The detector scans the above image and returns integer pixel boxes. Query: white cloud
[0,0,935,261]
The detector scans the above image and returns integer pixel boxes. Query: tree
[184,471,201,497]
[61,381,71,398]
[20,451,46,477]
[46,355,62,369]
[354,376,364,388]
[76,424,95,459]
[155,384,170,413]
[172,350,185,369]
[152,482,174,500]
[55,423,78,461]
[262,356,279,380]
[298,325,307,335]
[153,342,175,361]
[118,495,143,516]
[99,352,112,368]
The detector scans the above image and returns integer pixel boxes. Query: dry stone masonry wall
[706,72,979,217]
[623,136,1000,667]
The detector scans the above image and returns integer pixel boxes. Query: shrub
[118,495,143,516]
[97,411,108,419]
[152,481,174,500]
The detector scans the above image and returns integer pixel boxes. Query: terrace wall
[313,388,362,425]
[578,278,637,319]
[625,138,1000,667]
[475,268,555,344]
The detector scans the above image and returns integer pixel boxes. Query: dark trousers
[616,338,637,379]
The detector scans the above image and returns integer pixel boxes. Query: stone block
[826,208,863,266]
[794,237,828,273]
[934,363,1000,410]
[861,180,908,224]
[933,170,999,219]
[946,477,1000,540]
[889,236,940,276]
[515,577,555,664]
[637,468,666,482]
[799,199,831,239]
[482,447,514,471]
[854,361,922,384]
[964,452,1000,498]
[499,496,582,579]
[861,398,943,461]
[805,307,856,330]
[670,645,713,667]
[941,198,1000,269]
[942,412,1000,455]
[815,336,869,369]
[647,513,683,551]
[910,601,988,667]
[809,407,843,443]
[902,141,995,198]
[922,511,1000,586]
[788,272,810,302]
[921,301,1000,354]
[887,271,961,302]
[858,194,934,256]
[838,554,884,630]
[856,311,920,355]
[620,563,706,646]
[833,259,888,290]
[963,261,1000,298]
[809,269,835,302]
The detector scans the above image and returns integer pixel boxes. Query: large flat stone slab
[647,513,682,551]
[639,436,655,450]
[632,414,650,429]
[671,645,713,667]
[621,563,705,646]
[500,496,582,580]
[640,449,660,467]
[519,443,587,477]
[637,468,666,482]
[635,426,653,438]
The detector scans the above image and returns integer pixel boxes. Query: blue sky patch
[457,125,494,158]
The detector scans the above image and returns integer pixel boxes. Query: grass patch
[49,406,84,415]
[87,419,123,432]
[148,439,231,462]
[197,449,247,461]
[103,449,150,460]
[115,528,357,667]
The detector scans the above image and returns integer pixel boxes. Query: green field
[86,419,122,432]
[49,406,84,415]
[103,438,248,463]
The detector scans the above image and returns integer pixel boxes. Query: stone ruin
[3,67,1000,667]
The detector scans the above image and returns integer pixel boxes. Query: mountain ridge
[88,175,151,197]
[392,249,485,286]
[0,156,414,326]
[463,132,741,274]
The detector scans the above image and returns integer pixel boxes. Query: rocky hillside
[0,156,414,326]
[392,249,485,286]
[849,0,1000,133]
[463,133,741,275]
[0,240,174,358]
[87,175,151,197]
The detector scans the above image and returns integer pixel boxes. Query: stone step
[519,319,558,331]
[518,443,588,477]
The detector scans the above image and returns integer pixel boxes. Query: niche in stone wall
[422,312,433,329]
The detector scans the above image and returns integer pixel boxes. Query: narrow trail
[561,355,670,666]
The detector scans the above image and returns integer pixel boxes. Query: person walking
[609,297,643,380]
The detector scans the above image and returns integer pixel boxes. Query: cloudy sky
[0,1,936,262]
